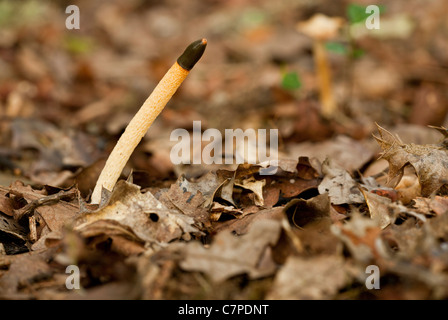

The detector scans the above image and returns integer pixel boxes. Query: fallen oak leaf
[7,181,47,204]
[285,194,341,255]
[215,164,266,207]
[373,124,448,196]
[288,136,373,173]
[428,125,448,147]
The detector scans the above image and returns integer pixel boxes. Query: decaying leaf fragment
[235,177,265,206]
[360,189,394,229]
[179,219,282,283]
[373,124,448,196]
[159,179,210,227]
[267,255,350,300]
[331,212,387,263]
[318,158,364,205]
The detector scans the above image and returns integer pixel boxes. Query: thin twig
[13,188,78,222]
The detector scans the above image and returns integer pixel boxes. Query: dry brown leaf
[262,158,321,207]
[360,189,394,229]
[212,207,285,235]
[176,172,226,208]
[10,119,100,186]
[285,194,341,255]
[373,124,448,196]
[0,214,28,243]
[8,181,47,203]
[209,202,243,221]
[428,196,448,215]
[395,173,421,204]
[267,255,350,299]
[413,196,448,216]
[235,177,265,206]
[331,212,386,263]
[0,250,54,298]
[180,219,281,283]
[77,219,146,256]
[0,183,79,251]
[284,193,331,229]
[159,181,210,227]
[73,180,199,244]
[287,135,373,173]
[0,190,15,217]
[318,158,364,205]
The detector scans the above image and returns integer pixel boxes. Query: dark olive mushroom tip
[177,38,207,71]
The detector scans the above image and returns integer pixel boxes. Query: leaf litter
[2,123,448,299]
[2,0,448,300]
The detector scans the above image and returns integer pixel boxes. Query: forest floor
[1,0,448,300]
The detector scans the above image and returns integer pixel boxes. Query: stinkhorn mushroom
[91,39,207,204]
[297,14,344,118]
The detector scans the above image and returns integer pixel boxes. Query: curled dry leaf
[0,189,15,217]
[212,207,285,235]
[11,118,100,186]
[285,194,341,255]
[373,124,448,196]
[284,193,332,229]
[209,202,243,222]
[360,189,394,229]
[235,177,265,206]
[76,219,146,256]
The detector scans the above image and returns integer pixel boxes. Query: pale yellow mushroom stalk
[91,39,207,204]
[297,14,344,118]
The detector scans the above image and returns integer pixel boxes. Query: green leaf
[347,4,368,24]
[281,72,302,90]
[325,42,347,55]
[348,4,386,24]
